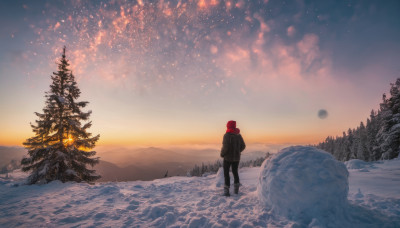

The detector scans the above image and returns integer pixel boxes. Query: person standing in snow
[220,120,246,196]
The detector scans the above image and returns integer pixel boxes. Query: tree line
[316,78,400,161]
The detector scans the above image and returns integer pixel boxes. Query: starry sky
[0,0,399,147]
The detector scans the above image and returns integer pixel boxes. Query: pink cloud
[215,31,332,92]
[287,25,296,37]
[297,34,320,68]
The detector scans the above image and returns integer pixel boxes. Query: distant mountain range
[95,147,220,181]
[97,147,219,166]
[95,160,193,182]
[0,146,26,167]
[0,146,268,182]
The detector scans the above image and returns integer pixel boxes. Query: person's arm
[239,134,246,153]
[221,134,228,158]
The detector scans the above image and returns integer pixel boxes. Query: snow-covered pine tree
[21,46,101,184]
[357,122,368,161]
[350,127,360,160]
[338,132,347,160]
[377,78,400,159]
[366,110,381,161]
[343,128,353,161]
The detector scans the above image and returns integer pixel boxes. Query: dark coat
[220,133,246,162]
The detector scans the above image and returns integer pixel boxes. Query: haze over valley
[0,144,278,181]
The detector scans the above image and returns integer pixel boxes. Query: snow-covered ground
[1,148,400,227]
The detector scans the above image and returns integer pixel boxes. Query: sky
[0,0,399,147]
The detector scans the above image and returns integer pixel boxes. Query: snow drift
[257,146,349,222]
[345,159,375,171]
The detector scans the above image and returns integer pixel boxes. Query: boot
[223,185,230,197]
[234,183,240,194]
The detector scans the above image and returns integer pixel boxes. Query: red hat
[226,120,240,134]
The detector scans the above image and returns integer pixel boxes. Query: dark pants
[223,160,239,187]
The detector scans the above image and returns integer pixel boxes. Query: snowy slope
[1,156,400,227]
[346,158,400,223]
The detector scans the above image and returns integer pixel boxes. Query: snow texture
[257,146,349,224]
[1,146,400,227]
[345,159,374,171]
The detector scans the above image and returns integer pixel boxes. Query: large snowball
[257,146,349,221]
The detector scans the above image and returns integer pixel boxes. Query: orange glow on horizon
[0,133,325,147]
[67,132,325,147]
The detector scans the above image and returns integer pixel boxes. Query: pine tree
[377,79,400,159]
[357,122,368,160]
[343,128,353,161]
[366,110,381,161]
[339,132,347,160]
[21,47,101,184]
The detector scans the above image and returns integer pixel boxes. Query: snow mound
[257,146,349,222]
[345,159,374,170]
[215,167,224,187]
